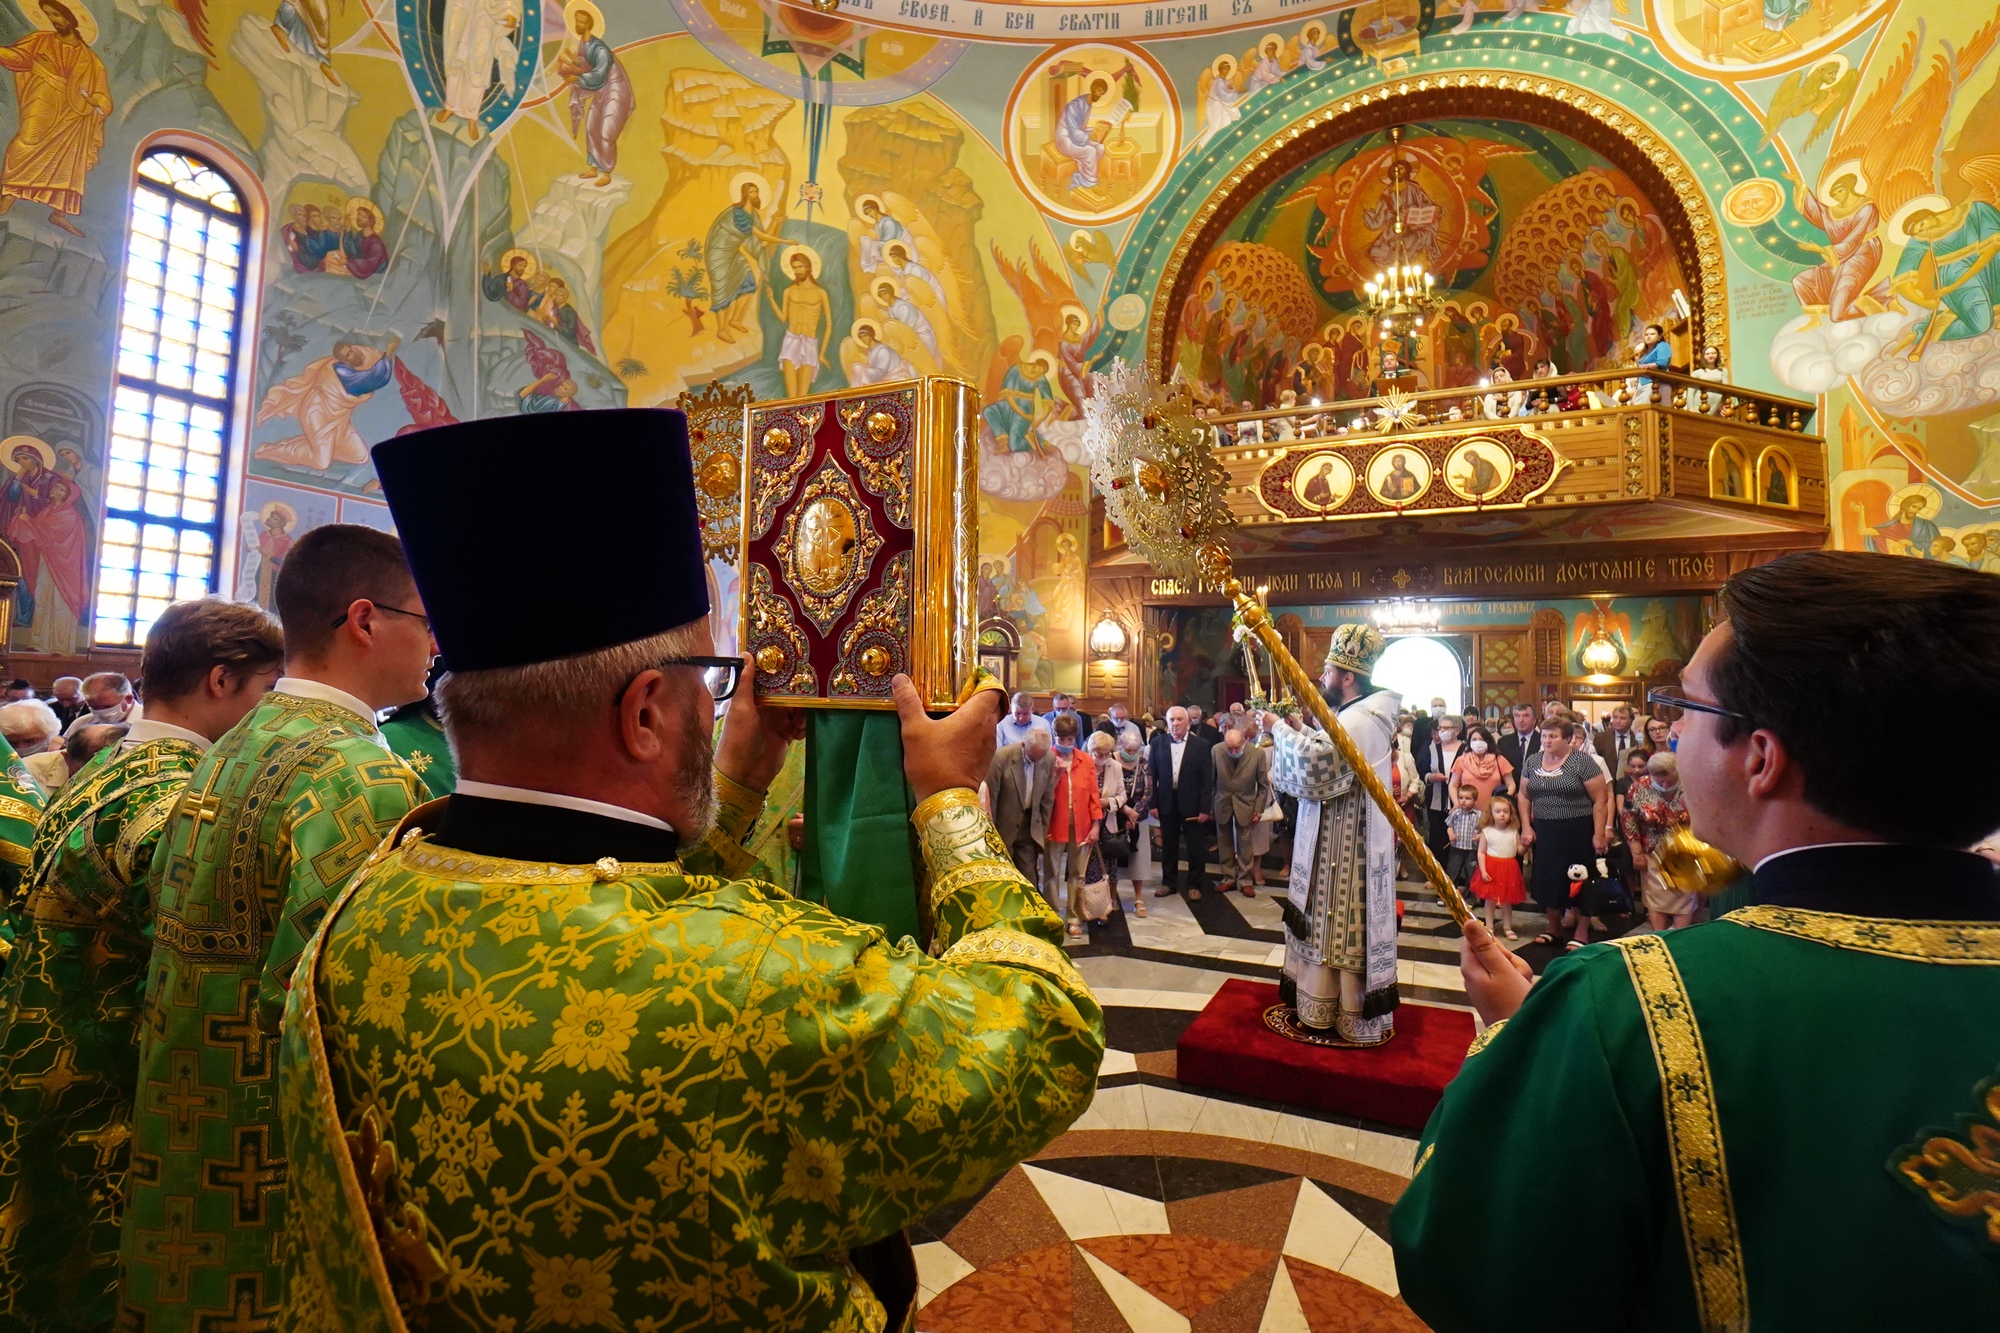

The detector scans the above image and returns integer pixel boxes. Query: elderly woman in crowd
[1048,713,1102,936]
[1518,713,1611,950]
[1091,730,1149,919]
[1622,750,1697,930]
[0,698,67,792]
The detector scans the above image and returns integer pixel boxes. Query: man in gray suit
[1212,725,1272,895]
[986,727,1056,894]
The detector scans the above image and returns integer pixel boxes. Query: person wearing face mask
[1448,724,1513,809]
[1108,727,1151,915]
[1045,713,1102,936]
[1621,749,1697,931]
[1420,712,1467,860]
[61,672,138,738]
[1410,695,1448,756]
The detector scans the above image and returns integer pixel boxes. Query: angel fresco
[1758,57,1858,152]
[982,351,1059,454]
[0,0,110,239]
[993,241,1090,416]
[1193,55,1245,150]
[867,275,939,365]
[841,319,916,386]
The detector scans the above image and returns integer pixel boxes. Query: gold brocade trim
[911,787,982,829]
[941,927,1087,990]
[928,862,1033,912]
[1725,905,2000,965]
[397,840,682,886]
[1466,1018,1508,1059]
[711,767,768,844]
[0,796,38,824]
[0,839,31,867]
[1412,1142,1435,1178]
[1889,1068,2000,1248]
[1611,934,1748,1332]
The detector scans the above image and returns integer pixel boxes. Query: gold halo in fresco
[1443,439,1514,502]
[1365,448,1431,506]
[1721,178,1784,227]
[1003,43,1181,227]
[1288,451,1356,512]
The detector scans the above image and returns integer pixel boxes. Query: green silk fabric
[277,794,1104,1332]
[1392,911,2000,1329]
[119,693,421,1331]
[799,710,920,944]
[0,737,197,1330]
[380,709,457,799]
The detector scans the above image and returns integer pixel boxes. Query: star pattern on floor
[913,1149,1423,1331]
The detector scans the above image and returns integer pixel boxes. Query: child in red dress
[1474,794,1527,939]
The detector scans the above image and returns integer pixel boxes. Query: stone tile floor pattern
[911,841,1648,1329]
[909,852,1480,1330]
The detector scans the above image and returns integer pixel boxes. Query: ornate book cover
[740,378,977,709]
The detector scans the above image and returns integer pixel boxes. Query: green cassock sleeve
[1392,953,1669,1332]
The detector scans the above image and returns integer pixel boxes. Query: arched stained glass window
[96,148,247,647]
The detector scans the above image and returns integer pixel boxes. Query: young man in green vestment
[381,694,456,799]
[0,597,283,1331]
[276,410,1106,1332]
[1394,552,2000,1330]
[119,525,434,1331]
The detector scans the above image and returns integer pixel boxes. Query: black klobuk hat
[370,408,710,671]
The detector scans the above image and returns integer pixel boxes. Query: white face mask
[1469,738,1488,753]
[1438,730,1458,744]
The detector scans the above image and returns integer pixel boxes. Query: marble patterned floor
[910,853,1474,1331]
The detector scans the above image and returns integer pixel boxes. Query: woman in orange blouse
[1047,713,1103,936]
[1449,723,1515,807]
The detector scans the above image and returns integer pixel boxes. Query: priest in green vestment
[0,598,284,1332]
[119,525,436,1331]
[276,409,1104,1332]
[1393,552,2000,1329]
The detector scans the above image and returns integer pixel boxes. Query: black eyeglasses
[622,655,744,702]
[330,602,431,632]
[1645,686,1746,721]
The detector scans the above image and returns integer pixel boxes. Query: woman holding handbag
[1103,729,1151,918]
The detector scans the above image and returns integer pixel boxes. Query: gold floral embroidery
[928,862,1033,912]
[537,979,658,1082]
[355,941,422,1037]
[776,1133,846,1210]
[524,1247,621,1330]
[1610,934,1748,1332]
[1725,905,2000,964]
[1890,1068,2000,1247]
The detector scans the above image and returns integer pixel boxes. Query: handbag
[1077,846,1115,921]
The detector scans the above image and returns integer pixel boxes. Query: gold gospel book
[739,377,978,709]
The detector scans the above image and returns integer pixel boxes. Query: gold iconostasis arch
[1152,77,1730,393]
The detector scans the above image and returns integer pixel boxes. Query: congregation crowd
[980,686,1702,951]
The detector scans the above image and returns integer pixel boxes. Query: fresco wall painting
[0,0,1995,686]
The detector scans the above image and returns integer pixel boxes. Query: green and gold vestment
[0,734,198,1331]
[380,709,456,801]
[0,732,48,956]
[279,783,1105,1332]
[119,691,420,1331]
[1393,881,2000,1329]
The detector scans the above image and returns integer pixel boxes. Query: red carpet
[1175,979,1474,1131]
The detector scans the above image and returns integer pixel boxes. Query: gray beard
[678,725,717,841]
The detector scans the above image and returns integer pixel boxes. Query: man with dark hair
[2,678,31,702]
[121,529,431,1331]
[274,410,1101,1330]
[1396,551,2000,1327]
[0,597,282,1328]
